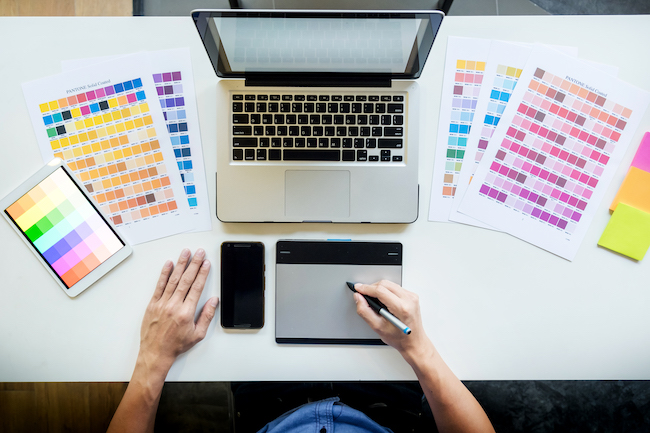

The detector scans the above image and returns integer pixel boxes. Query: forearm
[107,352,173,433]
[404,343,495,433]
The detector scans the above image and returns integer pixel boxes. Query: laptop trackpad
[285,170,350,220]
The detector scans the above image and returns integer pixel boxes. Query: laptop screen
[192,10,443,79]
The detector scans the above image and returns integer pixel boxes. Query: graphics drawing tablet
[1,159,132,297]
[275,240,402,345]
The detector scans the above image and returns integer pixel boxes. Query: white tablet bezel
[0,158,132,297]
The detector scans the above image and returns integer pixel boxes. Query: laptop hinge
[244,73,391,88]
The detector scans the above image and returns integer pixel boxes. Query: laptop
[192,10,444,223]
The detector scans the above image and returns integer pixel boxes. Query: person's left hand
[138,248,219,373]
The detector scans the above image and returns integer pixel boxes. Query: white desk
[1,15,649,382]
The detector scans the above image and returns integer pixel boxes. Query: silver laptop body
[192,10,444,223]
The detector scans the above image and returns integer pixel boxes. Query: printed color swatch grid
[476,67,631,234]
[474,65,521,168]
[4,168,123,288]
[442,59,484,198]
[154,71,199,209]
[38,78,180,227]
[429,37,492,222]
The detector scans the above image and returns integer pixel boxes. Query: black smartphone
[220,242,265,329]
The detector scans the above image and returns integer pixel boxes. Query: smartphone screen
[221,242,265,329]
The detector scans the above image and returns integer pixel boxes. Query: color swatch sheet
[61,48,211,233]
[457,45,650,260]
[22,55,191,245]
[4,168,124,287]
[449,42,580,228]
[428,37,491,222]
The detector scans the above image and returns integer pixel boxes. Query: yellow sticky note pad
[610,167,650,213]
[598,203,650,261]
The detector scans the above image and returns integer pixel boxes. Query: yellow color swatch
[108,98,118,108]
[139,102,149,113]
[39,103,50,113]
[610,167,650,213]
[50,140,60,150]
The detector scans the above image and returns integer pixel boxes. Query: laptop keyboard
[231,93,406,163]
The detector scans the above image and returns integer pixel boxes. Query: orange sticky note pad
[609,166,650,213]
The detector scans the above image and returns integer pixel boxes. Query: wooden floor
[0,0,132,16]
[0,382,128,432]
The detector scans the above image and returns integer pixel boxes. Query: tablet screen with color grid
[4,167,125,288]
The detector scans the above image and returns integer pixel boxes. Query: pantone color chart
[472,66,520,166]
[458,46,650,260]
[24,55,191,244]
[61,49,212,233]
[42,79,180,225]
[154,71,197,208]
[442,60,483,196]
[449,41,537,228]
[429,37,491,221]
[4,168,123,287]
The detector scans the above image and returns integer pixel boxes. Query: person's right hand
[354,280,434,363]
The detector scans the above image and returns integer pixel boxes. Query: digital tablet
[1,159,132,297]
[275,240,402,345]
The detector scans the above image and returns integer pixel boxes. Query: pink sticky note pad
[631,132,650,173]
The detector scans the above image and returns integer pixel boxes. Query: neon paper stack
[598,132,650,260]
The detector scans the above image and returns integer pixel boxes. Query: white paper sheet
[457,45,650,260]
[61,48,212,233]
[22,54,191,245]
[449,42,580,228]
[428,37,492,222]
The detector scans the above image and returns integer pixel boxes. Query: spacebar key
[283,150,340,161]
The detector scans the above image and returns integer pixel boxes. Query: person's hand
[138,248,219,373]
[354,280,434,363]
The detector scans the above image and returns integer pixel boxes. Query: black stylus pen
[346,282,411,335]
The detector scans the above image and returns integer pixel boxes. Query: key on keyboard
[231,93,405,162]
